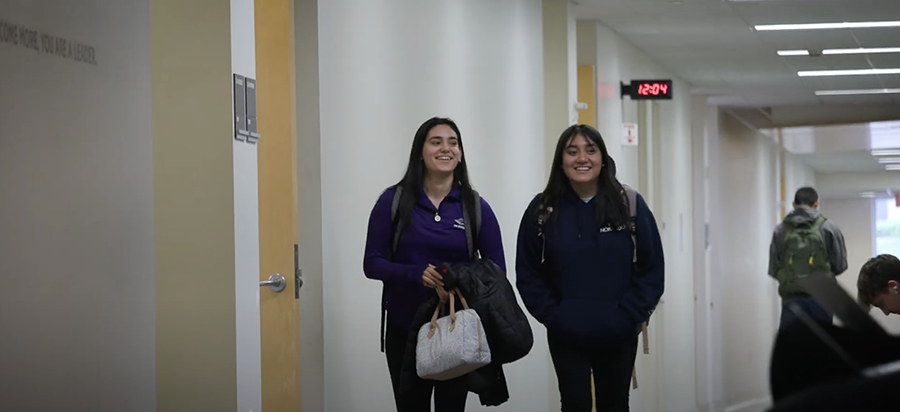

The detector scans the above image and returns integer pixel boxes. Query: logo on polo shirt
[453,218,465,230]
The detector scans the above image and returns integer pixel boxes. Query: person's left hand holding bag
[422,264,444,288]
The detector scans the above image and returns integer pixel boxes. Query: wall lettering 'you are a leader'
[0,19,97,66]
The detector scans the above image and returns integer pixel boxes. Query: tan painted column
[150,1,237,411]
[542,0,578,174]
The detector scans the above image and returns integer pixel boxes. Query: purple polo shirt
[363,184,507,331]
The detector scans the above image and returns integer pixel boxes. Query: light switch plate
[233,74,249,141]
[246,77,259,144]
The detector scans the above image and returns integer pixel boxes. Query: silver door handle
[260,273,286,293]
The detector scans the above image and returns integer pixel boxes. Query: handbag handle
[426,288,471,338]
[453,289,471,310]
[448,292,457,330]
[427,299,442,338]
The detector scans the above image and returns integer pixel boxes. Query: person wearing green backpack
[768,187,848,329]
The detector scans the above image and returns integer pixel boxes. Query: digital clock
[620,80,674,100]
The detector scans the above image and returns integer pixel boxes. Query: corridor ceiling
[768,119,900,173]
[573,0,900,108]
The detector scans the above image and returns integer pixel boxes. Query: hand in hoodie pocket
[552,299,636,344]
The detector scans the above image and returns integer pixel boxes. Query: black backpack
[379,186,482,352]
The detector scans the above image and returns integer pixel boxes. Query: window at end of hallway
[875,197,900,256]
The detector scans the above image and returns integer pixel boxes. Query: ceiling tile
[835,0,900,21]
[730,1,843,25]
[781,55,875,70]
[867,54,900,67]
[799,75,886,89]
[880,76,900,88]
[849,27,900,48]
[756,30,860,50]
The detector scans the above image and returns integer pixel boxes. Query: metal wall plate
[246,77,259,144]
[233,74,249,141]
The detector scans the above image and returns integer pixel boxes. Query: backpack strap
[621,184,638,267]
[389,186,404,261]
[381,186,403,353]
[621,184,651,364]
[535,194,553,264]
[463,190,482,260]
[811,215,826,232]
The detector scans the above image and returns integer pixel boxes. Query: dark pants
[385,320,468,412]
[548,334,639,412]
[780,297,832,330]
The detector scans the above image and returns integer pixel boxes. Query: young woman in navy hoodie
[515,124,664,412]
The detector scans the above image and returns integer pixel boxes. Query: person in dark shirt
[515,124,664,412]
[363,117,506,412]
[857,253,900,316]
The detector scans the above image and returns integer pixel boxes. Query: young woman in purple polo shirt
[363,117,506,412]
[516,124,665,412]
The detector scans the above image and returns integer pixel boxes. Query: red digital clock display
[626,80,673,100]
[637,82,669,96]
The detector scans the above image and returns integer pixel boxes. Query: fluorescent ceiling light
[777,50,810,56]
[872,150,900,156]
[886,164,900,171]
[878,157,900,164]
[824,47,900,55]
[860,192,876,197]
[778,47,900,56]
[755,21,900,31]
[798,68,900,77]
[815,88,900,96]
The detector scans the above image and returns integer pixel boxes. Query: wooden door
[255,0,301,410]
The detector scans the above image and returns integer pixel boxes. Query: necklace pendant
[434,214,441,222]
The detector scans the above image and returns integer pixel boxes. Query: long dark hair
[393,117,478,240]
[541,124,630,228]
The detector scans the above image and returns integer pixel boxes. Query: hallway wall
[0,1,156,410]
[2,0,252,410]
[317,1,547,410]
[820,197,873,296]
[783,151,817,210]
[293,0,326,411]
[698,109,815,407]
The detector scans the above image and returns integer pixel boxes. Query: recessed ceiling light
[872,150,900,156]
[878,157,900,164]
[861,192,877,197]
[886,164,900,171]
[755,21,900,31]
[798,68,900,77]
[815,88,900,96]
[777,50,810,56]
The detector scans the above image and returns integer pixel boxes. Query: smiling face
[561,133,602,186]
[421,124,461,176]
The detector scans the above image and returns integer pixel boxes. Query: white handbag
[415,289,491,381]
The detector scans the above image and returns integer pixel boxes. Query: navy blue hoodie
[515,187,664,344]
